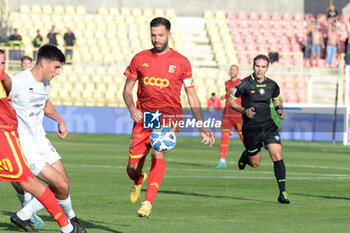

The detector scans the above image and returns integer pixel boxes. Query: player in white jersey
[9,45,86,233]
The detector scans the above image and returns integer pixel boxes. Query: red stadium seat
[246,43,257,52]
[235,43,245,52]
[256,35,265,44]
[249,11,259,21]
[317,14,327,24]
[294,13,305,22]
[227,11,237,20]
[283,13,293,21]
[238,11,248,20]
[271,12,281,21]
[260,12,270,21]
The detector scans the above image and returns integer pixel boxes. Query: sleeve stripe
[272,95,280,100]
[230,93,237,99]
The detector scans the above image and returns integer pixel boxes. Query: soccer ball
[150,127,177,152]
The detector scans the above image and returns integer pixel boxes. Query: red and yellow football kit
[220,78,244,160]
[124,48,193,163]
[0,69,34,182]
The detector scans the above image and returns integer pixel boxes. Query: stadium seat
[20,5,30,14]
[249,11,259,21]
[76,6,87,15]
[65,5,75,15]
[53,5,64,14]
[238,11,248,20]
[98,7,109,15]
[203,10,214,19]
[215,11,226,20]
[271,12,281,21]
[260,12,270,21]
[31,4,41,14]
[42,5,53,14]
[282,13,293,21]
[226,11,237,21]
[154,8,165,16]
[109,7,119,16]
[165,9,176,18]
[294,13,304,22]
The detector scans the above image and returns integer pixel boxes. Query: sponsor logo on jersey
[143,76,169,89]
[251,90,255,93]
[274,135,280,141]
[142,63,149,67]
[168,65,176,73]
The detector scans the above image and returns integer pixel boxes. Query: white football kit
[10,69,61,176]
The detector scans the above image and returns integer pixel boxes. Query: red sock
[37,187,70,228]
[144,159,166,206]
[220,132,229,160]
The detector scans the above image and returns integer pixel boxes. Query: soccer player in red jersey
[123,17,215,218]
[216,65,244,168]
[0,69,77,233]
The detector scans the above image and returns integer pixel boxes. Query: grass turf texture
[1,133,350,233]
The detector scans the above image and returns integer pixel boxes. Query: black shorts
[242,119,281,156]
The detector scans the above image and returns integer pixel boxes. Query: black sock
[273,159,286,194]
[242,150,249,164]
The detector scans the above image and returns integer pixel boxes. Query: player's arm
[272,97,286,119]
[123,78,142,122]
[44,100,67,139]
[185,86,215,147]
[2,72,12,95]
[228,85,255,118]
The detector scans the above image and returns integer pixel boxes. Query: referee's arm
[272,97,286,119]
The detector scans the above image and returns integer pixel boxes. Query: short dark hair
[21,55,33,63]
[150,17,171,31]
[0,49,4,55]
[37,44,65,64]
[253,54,270,67]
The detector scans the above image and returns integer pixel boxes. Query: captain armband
[183,78,194,87]
[275,105,284,112]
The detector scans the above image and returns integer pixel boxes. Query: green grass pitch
[1,133,350,233]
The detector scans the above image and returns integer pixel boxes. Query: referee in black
[228,54,289,204]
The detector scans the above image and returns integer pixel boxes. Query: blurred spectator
[304,17,315,67]
[345,20,350,65]
[311,23,324,67]
[63,27,76,64]
[326,4,339,23]
[32,29,43,60]
[207,92,222,113]
[0,49,5,70]
[20,56,33,70]
[8,28,23,60]
[47,25,59,46]
[326,23,340,68]
[0,35,7,47]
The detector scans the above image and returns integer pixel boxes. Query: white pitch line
[64,163,350,178]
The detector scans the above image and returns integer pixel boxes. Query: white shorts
[20,135,61,176]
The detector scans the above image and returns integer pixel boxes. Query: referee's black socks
[273,159,286,194]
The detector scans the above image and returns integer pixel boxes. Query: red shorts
[0,130,34,182]
[221,114,243,136]
[128,123,153,164]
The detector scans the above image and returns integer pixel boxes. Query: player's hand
[245,107,256,118]
[199,127,215,147]
[7,95,13,104]
[277,110,286,119]
[57,122,68,139]
[130,108,143,123]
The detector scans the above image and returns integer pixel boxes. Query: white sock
[143,200,152,207]
[25,197,45,214]
[16,206,33,220]
[61,222,74,233]
[57,196,75,219]
[220,158,226,162]
[16,192,32,207]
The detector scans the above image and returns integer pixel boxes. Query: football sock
[16,192,32,207]
[144,158,166,206]
[273,159,286,194]
[57,195,76,219]
[20,197,44,217]
[219,132,229,160]
[37,187,71,228]
[242,150,249,164]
